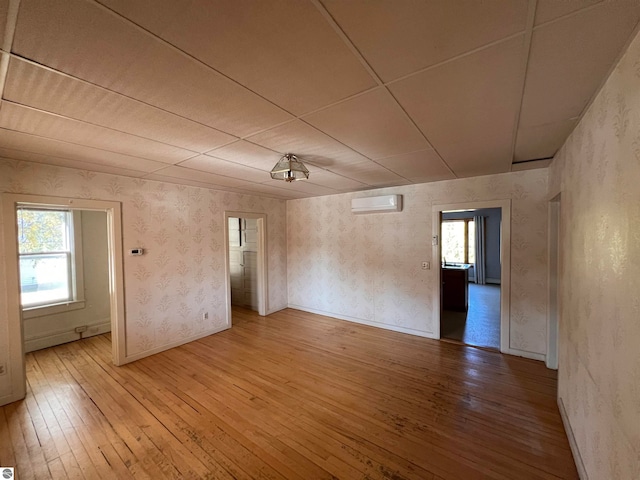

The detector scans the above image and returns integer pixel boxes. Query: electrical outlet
[202,312,209,320]
[421,261,430,270]
[75,325,88,333]
[0,363,7,376]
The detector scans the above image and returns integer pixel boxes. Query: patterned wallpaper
[549,29,640,480]
[287,169,549,355]
[0,160,288,397]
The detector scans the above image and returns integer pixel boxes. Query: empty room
[0,1,638,479]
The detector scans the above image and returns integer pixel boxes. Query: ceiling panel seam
[92,0,296,118]
[5,54,242,145]
[0,125,186,165]
[313,0,455,178]
[0,0,21,102]
[1,99,208,155]
[533,1,604,30]
[508,0,538,170]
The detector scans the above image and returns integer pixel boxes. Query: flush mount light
[270,153,310,182]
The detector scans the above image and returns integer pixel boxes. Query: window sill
[22,300,86,319]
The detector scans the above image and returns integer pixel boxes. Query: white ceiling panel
[534,0,601,26]
[12,0,292,137]
[303,170,368,191]
[4,57,237,152]
[0,1,7,43]
[0,0,637,198]
[0,128,168,172]
[519,3,640,129]
[180,155,272,184]
[98,0,376,116]
[205,141,282,171]
[327,161,410,187]
[247,120,370,168]
[260,179,339,197]
[0,147,150,178]
[514,118,578,162]
[230,183,307,200]
[322,0,528,82]
[0,101,195,163]
[376,149,455,183]
[303,88,430,159]
[389,37,525,176]
[147,165,256,188]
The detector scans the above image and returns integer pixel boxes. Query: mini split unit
[351,194,403,214]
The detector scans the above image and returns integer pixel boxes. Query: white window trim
[19,209,85,316]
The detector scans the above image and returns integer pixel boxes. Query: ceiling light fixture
[270,153,310,182]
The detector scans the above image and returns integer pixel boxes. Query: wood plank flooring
[0,307,579,479]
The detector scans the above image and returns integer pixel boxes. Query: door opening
[432,200,511,354]
[224,212,267,324]
[547,194,561,370]
[2,194,125,407]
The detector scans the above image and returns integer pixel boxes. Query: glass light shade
[270,154,310,182]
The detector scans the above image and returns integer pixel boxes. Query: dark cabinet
[442,266,470,311]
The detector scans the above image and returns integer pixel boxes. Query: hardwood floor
[441,283,501,349]
[0,308,578,479]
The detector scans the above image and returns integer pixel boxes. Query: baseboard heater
[351,194,402,214]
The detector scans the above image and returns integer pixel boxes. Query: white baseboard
[486,278,501,285]
[0,391,25,407]
[558,396,588,479]
[266,304,287,315]
[122,324,231,364]
[24,319,112,353]
[500,347,546,362]
[287,304,436,339]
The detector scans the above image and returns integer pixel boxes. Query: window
[18,208,83,310]
[441,219,475,264]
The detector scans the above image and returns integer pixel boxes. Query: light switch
[421,261,430,270]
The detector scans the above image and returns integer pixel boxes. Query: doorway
[224,212,267,324]
[547,195,561,370]
[432,200,511,354]
[2,194,126,406]
[18,208,111,353]
[439,208,502,349]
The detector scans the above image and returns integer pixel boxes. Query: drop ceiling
[0,0,638,199]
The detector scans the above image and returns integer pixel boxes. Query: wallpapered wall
[287,169,549,355]
[0,159,288,399]
[549,29,640,480]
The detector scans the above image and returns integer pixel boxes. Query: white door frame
[547,195,561,369]
[224,211,268,322]
[432,199,511,354]
[2,193,126,406]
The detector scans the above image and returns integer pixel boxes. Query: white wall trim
[558,396,588,479]
[24,318,111,353]
[224,211,268,323]
[288,304,437,339]
[501,348,545,362]
[122,324,231,364]
[432,199,512,354]
[266,304,287,315]
[2,193,126,406]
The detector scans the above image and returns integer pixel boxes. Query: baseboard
[500,347,546,362]
[24,319,112,353]
[558,396,588,479]
[0,391,25,407]
[486,278,501,284]
[287,304,436,339]
[266,304,287,315]
[122,324,231,364]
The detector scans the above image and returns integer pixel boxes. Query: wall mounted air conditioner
[351,194,402,214]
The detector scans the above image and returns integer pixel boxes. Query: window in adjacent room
[441,219,475,264]
[17,208,85,311]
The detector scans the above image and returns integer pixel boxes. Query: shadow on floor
[441,283,500,349]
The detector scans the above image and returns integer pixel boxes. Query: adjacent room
[0,1,638,479]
